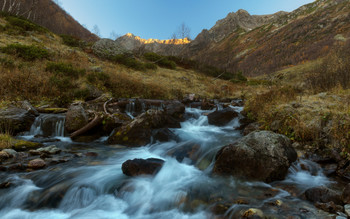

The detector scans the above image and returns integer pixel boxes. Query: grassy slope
[0,16,242,106]
[188,0,350,77]
[244,55,350,159]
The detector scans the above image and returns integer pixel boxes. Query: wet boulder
[213,131,297,183]
[305,186,342,205]
[0,151,11,162]
[345,204,350,217]
[65,103,89,133]
[122,158,164,176]
[28,158,46,169]
[12,140,43,151]
[0,107,36,135]
[207,108,238,126]
[30,145,61,155]
[163,100,186,128]
[108,109,167,147]
[314,201,343,213]
[152,128,178,143]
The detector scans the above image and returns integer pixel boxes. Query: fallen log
[70,114,103,139]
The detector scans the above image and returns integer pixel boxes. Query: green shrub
[5,16,46,33]
[60,34,85,48]
[144,52,176,69]
[49,76,76,90]
[73,88,91,100]
[167,56,197,69]
[158,59,176,69]
[87,71,110,85]
[111,54,147,71]
[144,52,163,62]
[1,44,50,61]
[0,58,15,69]
[46,62,86,78]
[230,71,248,83]
[143,62,158,70]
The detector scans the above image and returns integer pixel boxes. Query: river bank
[0,97,350,218]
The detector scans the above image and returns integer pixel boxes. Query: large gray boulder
[0,107,36,135]
[92,38,126,58]
[65,103,89,134]
[213,131,297,182]
[108,109,167,147]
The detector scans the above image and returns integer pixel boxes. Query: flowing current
[0,107,333,219]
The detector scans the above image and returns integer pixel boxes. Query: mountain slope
[182,0,350,76]
[0,0,97,41]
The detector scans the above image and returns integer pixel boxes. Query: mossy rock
[37,108,68,114]
[12,140,43,151]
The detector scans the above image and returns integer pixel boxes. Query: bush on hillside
[144,52,176,70]
[5,16,47,33]
[60,34,86,48]
[111,54,156,71]
[307,42,350,92]
[1,44,50,61]
[87,71,110,86]
[230,71,248,83]
[46,62,86,78]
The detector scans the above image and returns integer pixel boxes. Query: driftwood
[70,114,103,139]
[103,98,113,115]
[108,99,164,108]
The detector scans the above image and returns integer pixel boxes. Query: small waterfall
[28,114,66,137]
[125,101,135,119]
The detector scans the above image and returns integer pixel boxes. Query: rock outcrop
[213,131,297,182]
[0,107,36,135]
[92,39,127,58]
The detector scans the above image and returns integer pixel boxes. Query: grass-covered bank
[244,42,350,159]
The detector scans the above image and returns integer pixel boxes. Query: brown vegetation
[0,0,97,41]
[185,0,350,77]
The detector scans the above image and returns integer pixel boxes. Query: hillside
[0,0,97,41]
[0,13,238,105]
[182,0,350,76]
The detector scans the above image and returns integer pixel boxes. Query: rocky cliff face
[93,33,191,57]
[0,0,97,41]
[182,0,350,76]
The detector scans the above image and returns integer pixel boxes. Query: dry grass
[0,16,242,105]
[245,58,350,159]
[0,133,14,149]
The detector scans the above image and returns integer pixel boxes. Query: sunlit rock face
[112,33,191,56]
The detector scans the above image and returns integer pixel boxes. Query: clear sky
[59,0,315,40]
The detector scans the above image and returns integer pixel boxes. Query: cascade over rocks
[213,131,297,182]
[207,108,239,126]
[122,158,165,176]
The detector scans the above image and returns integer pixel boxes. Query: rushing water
[0,107,335,218]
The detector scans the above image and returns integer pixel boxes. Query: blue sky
[59,0,315,40]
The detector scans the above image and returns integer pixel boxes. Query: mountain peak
[236,9,250,15]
